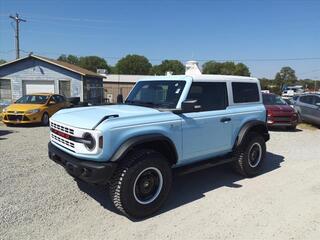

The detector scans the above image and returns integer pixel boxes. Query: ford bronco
[48,74,269,219]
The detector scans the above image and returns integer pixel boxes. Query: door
[47,95,65,116]
[181,82,232,163]
[59,80,71,98]
[23,80,54,95]
[299,95,314,121]
[0,79,11,101]
[308,95,320,124]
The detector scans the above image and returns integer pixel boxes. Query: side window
[313,96,320,105]
[57,95,65,103]
[186,82,228,111]
[232,82,259,103]
[51,95,59,103]
[300,96,313,104]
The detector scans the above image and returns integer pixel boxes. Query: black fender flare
[234,120,269,149]
[110,134,178,164]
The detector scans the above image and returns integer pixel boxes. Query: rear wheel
[233,132,266,177]
[41,112,49,126]
[109,149,172,219]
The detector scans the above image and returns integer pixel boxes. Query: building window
[187,82,228,111]
[232,82,259,103]
[0,79,12,101]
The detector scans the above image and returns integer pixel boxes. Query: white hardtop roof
[138,74,258,82]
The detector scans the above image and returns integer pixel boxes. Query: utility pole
[9,13,26,59]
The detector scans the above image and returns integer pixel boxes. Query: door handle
[220,117,231,123]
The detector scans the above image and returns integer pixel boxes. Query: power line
[9,13,26,59]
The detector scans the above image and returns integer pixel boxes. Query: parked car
[262,93,298,130]
[2,93,68,125]
[294,94,320,126]
[48,75,269,219]
[282,97,295,108]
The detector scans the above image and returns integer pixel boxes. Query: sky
[1,0,320,79]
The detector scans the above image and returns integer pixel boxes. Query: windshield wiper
[125,100,157,107]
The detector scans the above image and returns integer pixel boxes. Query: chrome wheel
[248,142,262,168]
[133,167,163,205]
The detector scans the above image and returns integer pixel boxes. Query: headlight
[82,132,96,151]
[26,109,40,114]
[2,108,7,113]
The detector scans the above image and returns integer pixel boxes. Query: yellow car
[2,93,69,126]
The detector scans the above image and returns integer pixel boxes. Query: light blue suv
[48,74,269,218]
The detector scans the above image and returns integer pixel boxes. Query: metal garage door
[23,80,55,95]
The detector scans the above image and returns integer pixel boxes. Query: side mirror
[181,99,201,112]
[117,94,123,104]
[48,100,56,105]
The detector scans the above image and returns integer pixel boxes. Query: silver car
[294,94,320,125]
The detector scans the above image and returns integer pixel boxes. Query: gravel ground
[0,123,320,240]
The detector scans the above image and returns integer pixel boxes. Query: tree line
[56,54,251,76]
[0,54,316,94]
[57,54,314,94]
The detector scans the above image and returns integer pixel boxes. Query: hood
[265,105,294,112]
[51,104,161,129]
[5,103,43,112]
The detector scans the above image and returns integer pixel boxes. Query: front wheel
[41,112,49,126]
[233,132,266,177]
[109,149,172,219]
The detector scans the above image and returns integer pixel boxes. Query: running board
[174,154,235,176]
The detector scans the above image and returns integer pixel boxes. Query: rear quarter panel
[228,103,267,146]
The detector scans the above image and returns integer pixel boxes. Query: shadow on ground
[77,152,284,220]
[0,129,14,140]
[4,123,48,128]
[268,127,302,132]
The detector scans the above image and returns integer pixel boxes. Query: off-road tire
[233,132,266,177]
[109,149,172,219]
[41,112,49,126]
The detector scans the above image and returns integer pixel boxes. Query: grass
[298,123,319,131]
[0,106,3,121]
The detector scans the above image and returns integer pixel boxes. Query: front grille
[52,134,75,148]
[273,116,291,122]
[50,122,74,135]
[7,115,23,121]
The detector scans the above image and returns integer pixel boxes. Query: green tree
[0,59,6,65]
[202,61,250,76]
[151,60,185,75]
[57,54,79,65]
[116,54,152,75]
[274,66,297,90]
[78,56,110,73]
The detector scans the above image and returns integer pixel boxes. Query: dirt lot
[0,123,320,240]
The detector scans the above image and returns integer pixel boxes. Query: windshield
[263,94,287,105]
[15,95,49,104]
[125,80,186,108]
